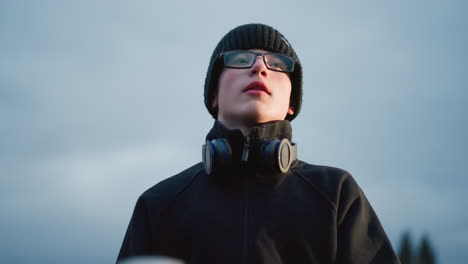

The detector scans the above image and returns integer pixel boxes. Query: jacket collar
[206,120,293,143]
[205,120,296,185]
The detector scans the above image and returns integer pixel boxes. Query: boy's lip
[243,81,271,95]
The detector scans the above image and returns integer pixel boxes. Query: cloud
[0,140,200,263]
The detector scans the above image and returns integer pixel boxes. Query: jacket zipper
[241,137,250,263]
[242,177,249,263]
[241,137,250,162]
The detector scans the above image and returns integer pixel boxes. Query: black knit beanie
[204,23,303,121]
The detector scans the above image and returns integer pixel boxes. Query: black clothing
[118,121,400,264]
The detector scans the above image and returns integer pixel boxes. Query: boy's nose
[249,57,268,77]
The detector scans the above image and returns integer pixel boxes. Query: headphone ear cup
[258,139,280,172]
[277,139,294,173]
[259,138,295,173]
[202,139,232,175]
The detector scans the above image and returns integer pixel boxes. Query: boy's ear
[211,96,218,109]
[287,106,294,115]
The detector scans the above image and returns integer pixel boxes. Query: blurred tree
[398,231,413,264]
[417,234,436,264]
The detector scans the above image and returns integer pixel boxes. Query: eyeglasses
[220,50,295,73]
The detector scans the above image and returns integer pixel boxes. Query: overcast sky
[1,0,467,263]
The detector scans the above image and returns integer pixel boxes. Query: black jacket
[118,121,400,264]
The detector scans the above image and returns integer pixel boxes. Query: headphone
[202,138,297,175]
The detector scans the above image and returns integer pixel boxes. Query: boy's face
[212,49,294,127]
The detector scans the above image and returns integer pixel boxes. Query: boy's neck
[217,118,252,137]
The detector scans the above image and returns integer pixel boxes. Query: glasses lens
[264,54,295,72]
[223,51,255,68]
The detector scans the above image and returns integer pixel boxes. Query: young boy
[117,23,400,264]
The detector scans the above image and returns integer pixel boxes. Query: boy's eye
[234,57,249,64]
[266,56,285,70]
[224,51,255,67]
[271,62,282,68]
[229,54,251,65]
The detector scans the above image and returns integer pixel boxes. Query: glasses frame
[219,50,296,73]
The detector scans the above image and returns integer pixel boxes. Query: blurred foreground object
[118,256,185,264]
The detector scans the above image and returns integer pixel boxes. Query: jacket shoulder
[117,162,205,260]
[290,160,359,211]
[139,162,205,210]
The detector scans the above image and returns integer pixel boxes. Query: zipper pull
[241,137,250,162]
